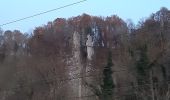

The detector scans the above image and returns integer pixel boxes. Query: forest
[0,7,170,100]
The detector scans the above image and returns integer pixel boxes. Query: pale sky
[0,0,170,33]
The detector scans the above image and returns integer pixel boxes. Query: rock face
[71,31,95,99]
[86,35,94,60]
[72,31,82,99]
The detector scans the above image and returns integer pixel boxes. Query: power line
[0,0,87,27]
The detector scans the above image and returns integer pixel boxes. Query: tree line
[0,7,170,100]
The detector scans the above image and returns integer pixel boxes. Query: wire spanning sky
[0,0,170,33]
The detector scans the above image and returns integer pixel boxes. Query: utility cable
[0,0,87,27]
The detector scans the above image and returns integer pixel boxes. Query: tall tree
[136,45,149,82]
[101,50,114,100]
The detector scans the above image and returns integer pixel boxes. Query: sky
[0,0,170,33]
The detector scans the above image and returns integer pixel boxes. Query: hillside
[0,7,170,100]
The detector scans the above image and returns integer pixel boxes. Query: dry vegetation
[0,7,170,100]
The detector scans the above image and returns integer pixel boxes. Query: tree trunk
[150,69,155,100]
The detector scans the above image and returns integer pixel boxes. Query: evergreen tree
[101,51,114,100]
[136,45,149,85]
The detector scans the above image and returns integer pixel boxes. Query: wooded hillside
[0,7,170,100]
